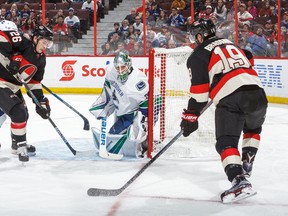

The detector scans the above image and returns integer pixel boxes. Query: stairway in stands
[64,0,142,55]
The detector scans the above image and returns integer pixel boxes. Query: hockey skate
[14,142,29,162]
[242,151,255,177]
[221,175,257,204]
[11,142,36,157]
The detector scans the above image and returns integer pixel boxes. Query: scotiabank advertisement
[44,56,148,90]
[44,56,288,101]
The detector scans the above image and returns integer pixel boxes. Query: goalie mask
[113,52,132,83]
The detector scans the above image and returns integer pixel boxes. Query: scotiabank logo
[59,60,77,81]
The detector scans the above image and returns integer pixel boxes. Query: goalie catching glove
[36,97,51,119]
[180,109,199,137]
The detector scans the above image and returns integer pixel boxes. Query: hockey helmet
[32,25,53,48]
[190,19,216,44]
[0,20,18,31]
[113,52,132,83]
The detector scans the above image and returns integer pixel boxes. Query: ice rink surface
[0,94,287,216]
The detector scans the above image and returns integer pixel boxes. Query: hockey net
[147,47,216,159]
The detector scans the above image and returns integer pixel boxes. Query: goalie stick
[42,84,90,131]
[17,74,90,156]
[99,117,124,160]
[87,100,213,196]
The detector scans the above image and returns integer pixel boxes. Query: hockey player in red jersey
[180,19,268,203]
[0,21,53,162]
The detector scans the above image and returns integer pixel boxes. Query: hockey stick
[87,100,213,196]
[99,117,123,160]
[42,84,90,131]
[17,74,78,156]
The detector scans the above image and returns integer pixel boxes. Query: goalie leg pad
[91,126,145,158]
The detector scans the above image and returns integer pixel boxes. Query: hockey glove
[6,60,21,75]
[36,97,51,119]
[180,109,199,137]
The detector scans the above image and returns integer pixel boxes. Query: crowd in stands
[99,0,288,58]
[2,0,288,57]
[0,0,99,54]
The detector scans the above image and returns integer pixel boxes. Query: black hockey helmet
[33,25,53,41]
[189,19,216,43]
[32,25,53,49]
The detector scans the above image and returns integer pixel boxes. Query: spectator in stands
[21,16,36,37]
[120,19,130,39]
[245,27,268,57]
[182,34,192,47]
[134,28,141,41]
[155,10,168,28]
[170,0,186,10]
[114,41,129,55]
[6,3,21,18]
[124,8,137,25]
[238,3,253,30]
[53,9,64,24]
[264,21,278,57]
[167,8,185,28]
[6,9,21,29]
[214,0,227,22]
[0,8,7,20]
[126,24,136,41]
[247,0,257,20]
[29,9,38,25]
[107,22,124,42]
[167,39,177,49]
[226,0,240,21]
[20,2,31,19]
[148,30,159,48]
[99,42,114,55]
[96,0,104,19]
[136,0,151,18]
[184,16,193,32]
[109,32,120,51]
[280,26,288,56]
[53,14,69,52]
[239,23,253,49]
[149,2,161,20]
[258,0,273,17]
[164,28,173,42]
[64,8,80,43]
[133,42,144,55]
[133,16,143,32]
[81,0,94,26]
[146,10,156,27]
[146,39,152,55]
[125,35,136,54]
[199,5,215,20]
[281,11,288,30]
[45,17,54,30]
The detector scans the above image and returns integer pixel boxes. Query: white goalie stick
[99,117,124,160]
[87,100,213,196]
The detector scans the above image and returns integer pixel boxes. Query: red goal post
[147,47,215,159]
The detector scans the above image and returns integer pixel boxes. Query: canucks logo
[136,81,146,91]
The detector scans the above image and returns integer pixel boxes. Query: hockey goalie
[89,52,149,158]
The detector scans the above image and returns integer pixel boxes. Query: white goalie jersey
[90,64,148,119]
